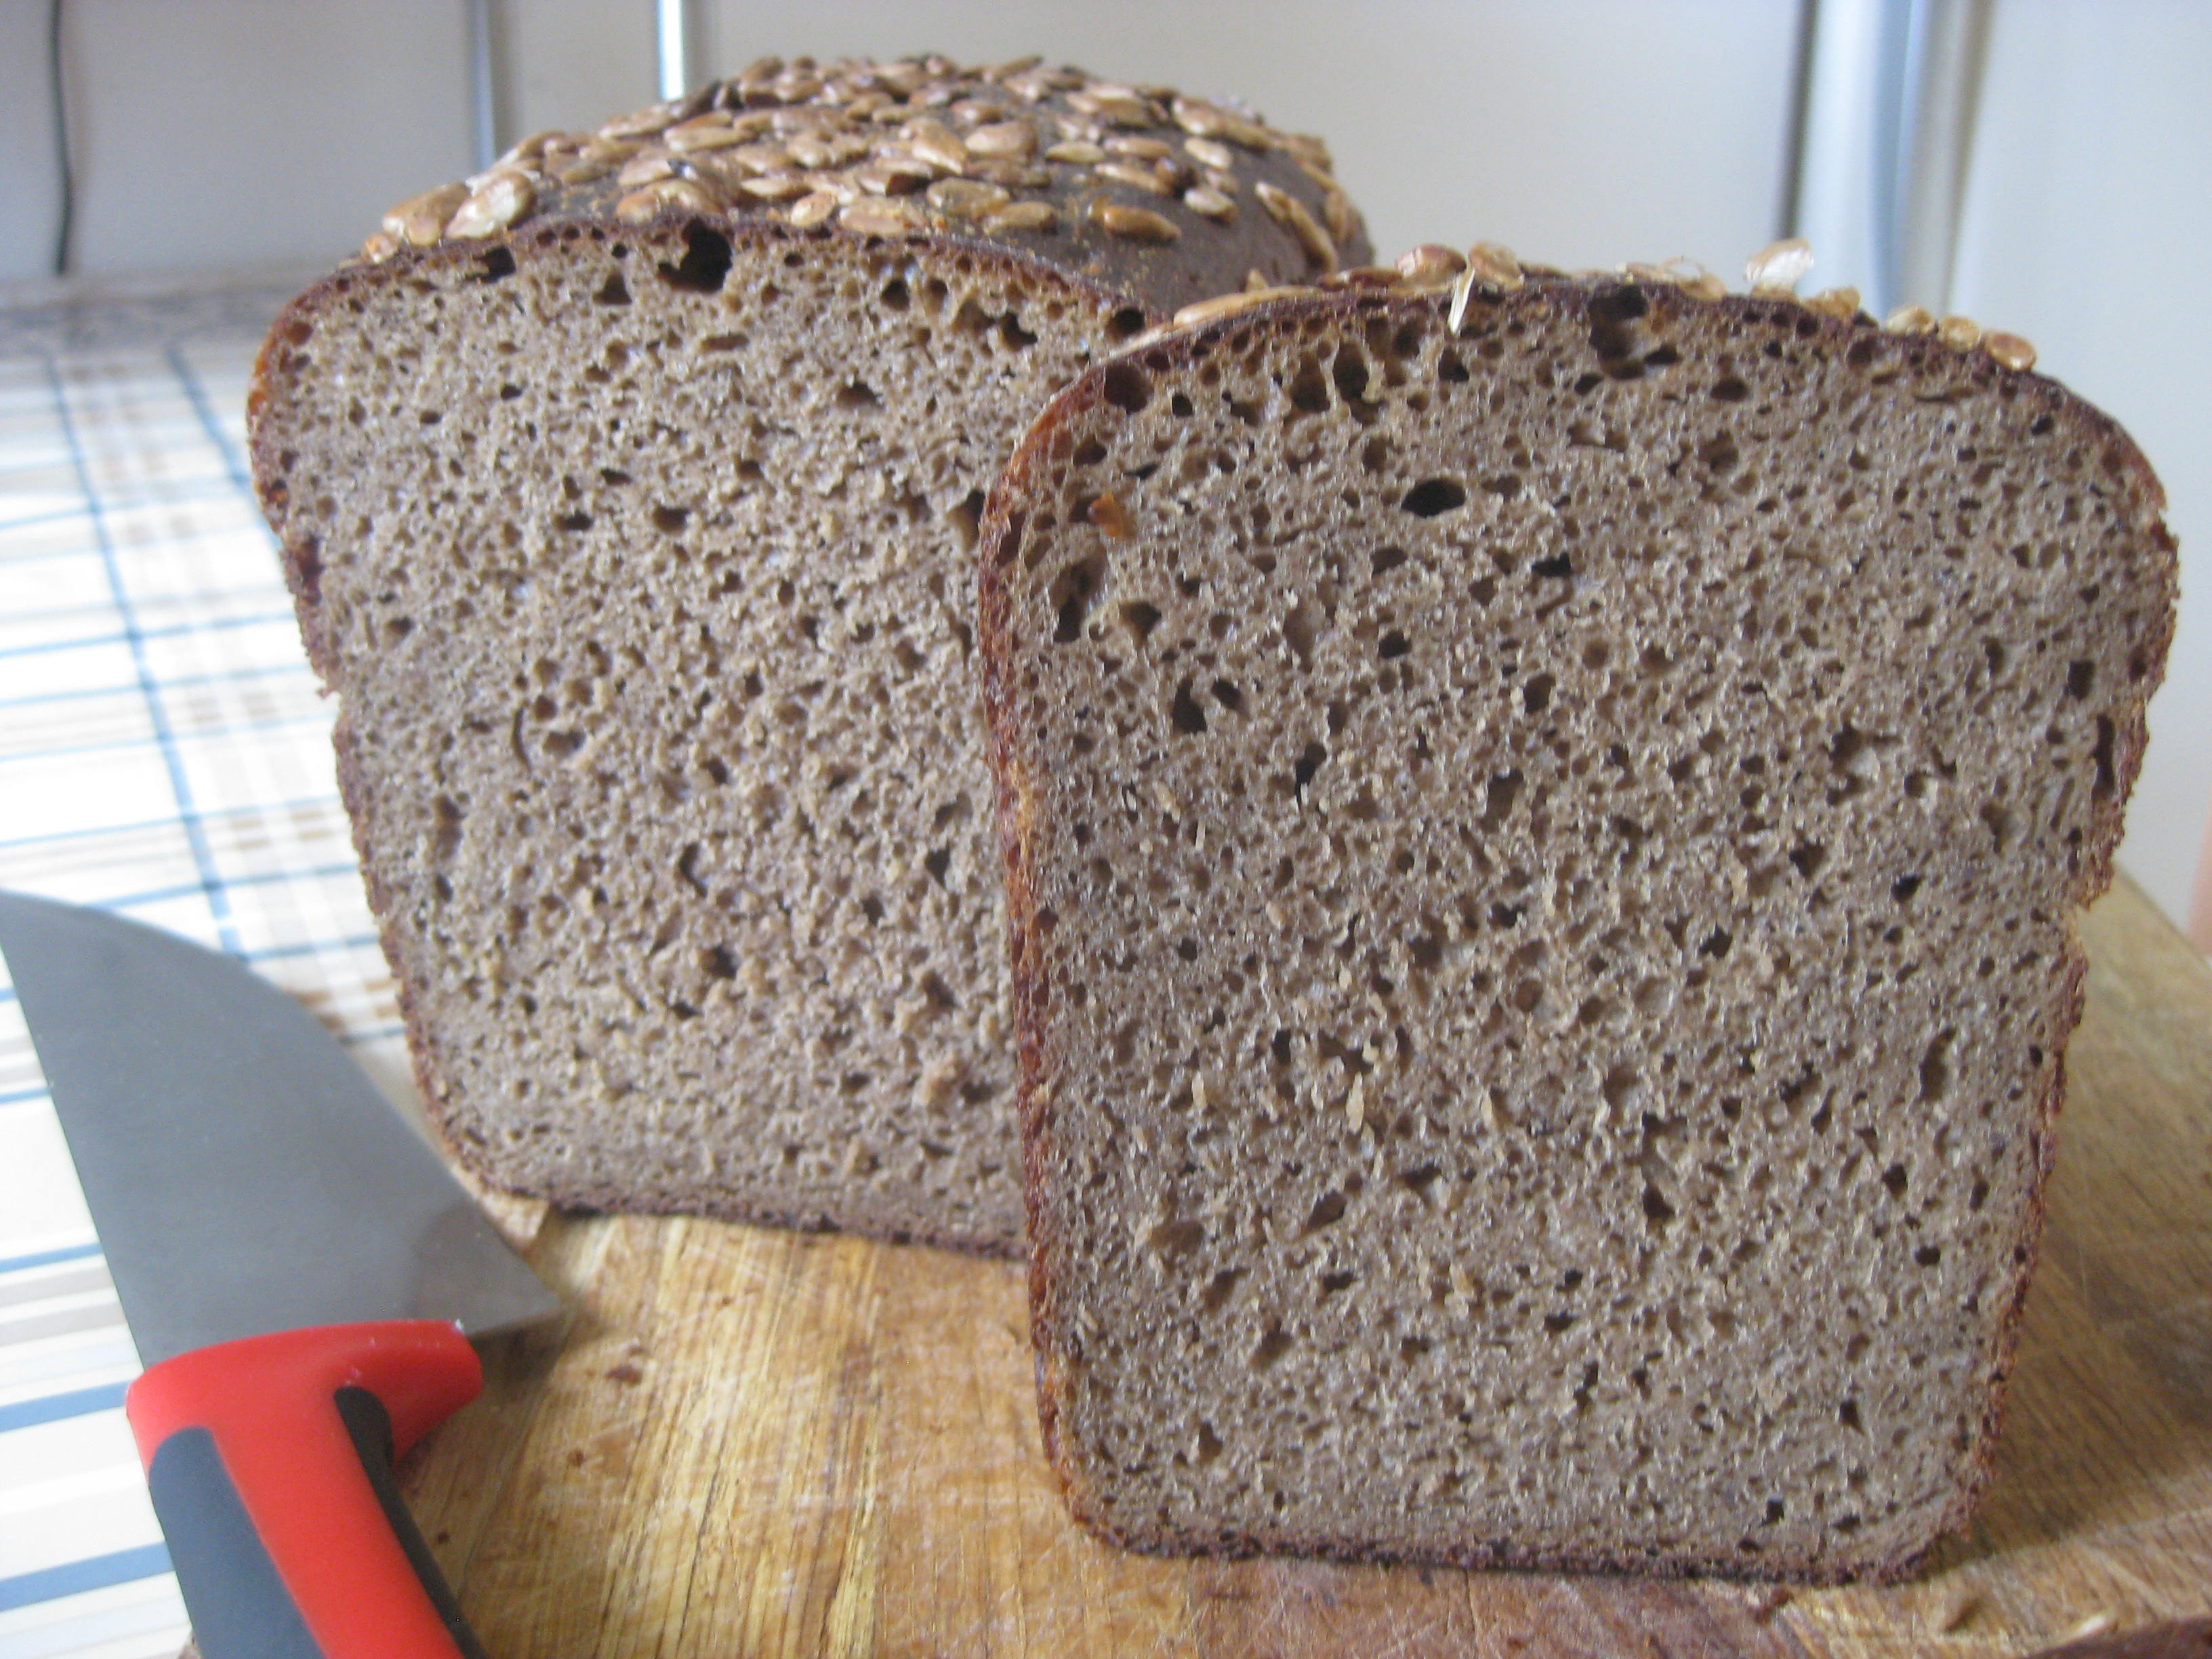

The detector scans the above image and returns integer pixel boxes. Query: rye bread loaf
[248,54,1369,1252]
[979,249,2176,1579]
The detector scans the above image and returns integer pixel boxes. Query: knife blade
[0,889,560,1659]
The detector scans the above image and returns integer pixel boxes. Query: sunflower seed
[985,54,1044,81]
[903,118,969,171]
[1097,159,1174,196]
[383,184,469,248]
[499,130,563,166]
[1256,182,1335,270]
[665,114,743,151]
[1322,186,1357,248]
[1172,287,1307,329]
[359,230,401,263]
[446,171,536,239]
[599,104,678,140]
[720,142,794,176]
[840,199,924,236]
[615,178,716,222]
[1092,201,1180,243]
[741,172,817,201]
[1106,136,1176,161]
[618,149,680,187]
[1273,131,1332,170]
[554,159,614,186]
[1395,244,1465,287]
[1937,313,1984,350]
[927,177,1011,217]
[1046,140,1106,165]
[853,159,933,196]
[966,120,1038,158]
[786,191,838,228]
[1069,87,1157,126]
[1885,304,1937,335]
[1172,96,1265,147]
[983,201,1058,233]
[1745,237,1814,295]
[1448,267,1479,334]
[1802,286,1862,320]
[1982,331,2036,371]
[1183,136,1235,172]
[1244,268,1273,293]
[1184,185,1237,222]
[1465,243,1525,293]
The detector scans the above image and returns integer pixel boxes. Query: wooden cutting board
[400,874,2212,1658]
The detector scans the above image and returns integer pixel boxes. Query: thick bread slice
[980,274,2174,1577]
[249,56,1369,1253]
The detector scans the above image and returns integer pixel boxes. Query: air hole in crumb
[1400,477,1467,517]
[1050,554,1106,643]
[703,944,737,979]
[653,504,689,533]
[1372,546,1408,577]
[1915,1244,1942,1267]
[1530,552,1572,579]
[1304,1190,1348,1232]
[1105,306,1147,342]
[1642,1185,1676,1229]
[1201,1270,1240,1312]
[1292,740,1327,793]
[595,273,630,306]
[1250,1324,1294,1368]
[1882,1163,1908,1199]
[1379,630,1410,661]
[1523,674,1555,714]
[1119,600,1160,645]
[836,379,880,409]
[1102,359,1152,413]
[1212,679,1244,714]
[1170,684,1209,735]
[924,846,952,885]
[1891,874,1921,903]
[1698,926,1733,958]
[2091,716,2116,798]
[659,223,732,293]
[2066,659,2095,700]
[1839,1399,1862,1431]
[1287,358,1330,414]
[1479,770,1522,832]
[1711,375,1749,403]
[1919,1031,1954,1102]
[1789,841,1826,879]
[1282,602,1318,666]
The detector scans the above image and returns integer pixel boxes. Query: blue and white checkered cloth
[0,281,413,1659]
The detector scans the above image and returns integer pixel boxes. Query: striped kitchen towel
[0,281,413,1659]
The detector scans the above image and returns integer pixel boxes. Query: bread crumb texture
[251,58,1372,1254]
[981,276,2175,1578]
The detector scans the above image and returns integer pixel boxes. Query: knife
[0,889,560,1659]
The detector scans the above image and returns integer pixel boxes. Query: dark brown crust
[977,277,2178,1582]
[250,123,1358,1254]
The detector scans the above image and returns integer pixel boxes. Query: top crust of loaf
[359,54,1370,319]
[978,273,2176,1582]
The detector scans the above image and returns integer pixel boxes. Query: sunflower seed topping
[383,184,469,248]
[1092,201,1181,243]
[1982,331,2036,371]
[966,120,1038,158]
[927,178,1012,218]
[1183,136,1235,172]
[1255,182,1335,271]
[1885,305,1938,335]
[785,191,838,228]
[1803,286,1862,320]
[446,171,535,239]
[1746,237,1815,295]
[1184,186,1237,223]
[1937,314,1984,350]
[1097,160,1174,196]
[1045,140,1106,165]
[1394,244,1465,288]
[983,201,1058,233]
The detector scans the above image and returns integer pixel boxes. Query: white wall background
[1,0,2203,936]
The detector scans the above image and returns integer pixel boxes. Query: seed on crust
[983,200,1058,234]
[1983,331,2036,371]
[1271,130,1333,171]
[554,158,615,186]
[903,117,970,172]
[614,178,716,222]
[1465,242,1525,294]
[853,159,934,196]
[1322,186,1358,250]
[597,104,677,140]
[1885,305,1938,335]
[1803,287,1862,321]
[1184,136,1236,172]
[1172,96,1267,148]
[1244,268,1272,293]
[737,172,814,202]
[1097,159,1174,196]
[383,184,469,248]
[1172,287,1309,329]
[927,178,1012,218]
[618,150,680,187]
[446,171,536,239]
[785,190,838,228]
[840,199,924,236]
[1068,87,1158,127]
[1395,244,1466,288]
[1107,135,1176,161]
[1046,140,1107,165]
[1938,314,1984,350]
[1185,185,1237,222]
[1255,182,1335,271]
[664,115,745,152]
[1092,201,1181,243]
[719,142,795,176]
[1746,237,1815,295]
[966,120,1038,158]
[359,230,400,263]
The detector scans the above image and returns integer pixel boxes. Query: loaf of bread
[979,247,2175,1579]
[249,54,1368,1252]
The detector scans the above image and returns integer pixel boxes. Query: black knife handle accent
[123,1321,488,1659]
[147,1425,323,1659]
[334,1387,488,1659]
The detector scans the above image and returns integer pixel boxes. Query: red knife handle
[125,1320,487,1659]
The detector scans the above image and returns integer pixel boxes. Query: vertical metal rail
[657,0,692,101]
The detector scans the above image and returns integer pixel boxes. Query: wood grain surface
[401,874,2212,1658]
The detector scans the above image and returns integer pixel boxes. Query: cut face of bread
[981,279,2174,1577]
[249,60,1369,1253]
